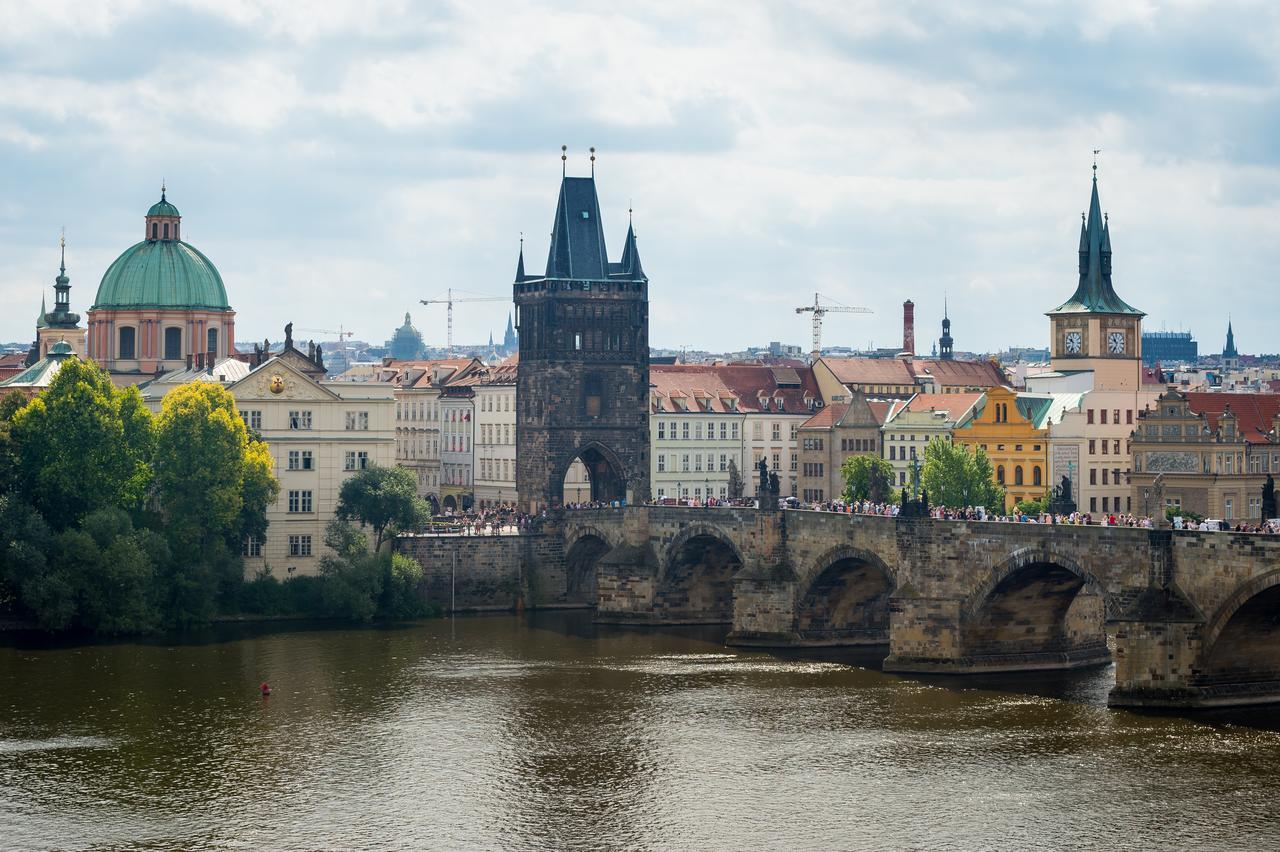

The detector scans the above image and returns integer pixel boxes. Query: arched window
[164,327,182,360]
[151,223,158,240]
[207,327,219,358]
[163,222,170,240]
[118,326,136,359]
[1033,466,1042,486]
[1014,466,1024,486]
[997,465,1005,484]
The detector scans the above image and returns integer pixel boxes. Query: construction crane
[297,326,355,341]
[795,292,872,359]
[419,288,507,357]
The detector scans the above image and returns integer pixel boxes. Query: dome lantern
[145,182,181,242]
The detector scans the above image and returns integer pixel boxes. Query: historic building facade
[883,392,983,491]
[1130,389,1280,521]
[796,393,887,502]
[139,338,394,576]
[953,387,1055,510]
[88,188,236,382]
[387,358,483,513]
[649,365,747,503]
[513,166,650,510]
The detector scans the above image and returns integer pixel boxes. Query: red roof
[1185,392,1280,444]
[800,403,849,429]
[652,363,821,414]
[901,391,985,420]
[822,356,1007,389]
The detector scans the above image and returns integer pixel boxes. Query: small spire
[1091,149,1100,180]
[561,144,567,177]
[161,178,166,201]
[59,227,66,275]
[590,146,596,177]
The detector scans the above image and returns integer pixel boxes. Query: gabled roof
[651,363,822,414]
[895,391,985,426]
[821,356,1008,389]
[545,176,609,280]
[1185,392,1280,444]
[444,363,518,388]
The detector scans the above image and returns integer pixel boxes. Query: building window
[344,450,370,471]
[682,454,690,472]
[207,327,218,358]
[242,536,262,558]
[584,375,603,417]
[1090,468,1097,485]
[288,534,313,557]
[345,411,370,430]
[289,410,313,430]
[1033,466,1042,486]
[1014,466,1024,486]
[164,326,182,360]
[1090,497,1097,512]
[997,465,1005,484]
[240,410,261,431]
[720,454,728,471]
[657,454,666,472]
[1088,439,1096,455]
[118,326,136,359]
[658,422,665,440]
[287,490,313,513]
[1087,409,1095,425]
[151,223,158,240]
[288,450,314,471]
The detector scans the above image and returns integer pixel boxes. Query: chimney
[903,300,915,356]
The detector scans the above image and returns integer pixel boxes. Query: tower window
[163,222,170,240]
[164,326,182,360]
[118,326,136,359]
[207,327,219,358]
[584,375,603,417]
[151,223,158,240]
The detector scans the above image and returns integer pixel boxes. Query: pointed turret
[545,175,609,280]
[619,220,645,280]
[1224,320,1238,359]
[514,242,526,283]
[36,294,48,329]
[1050,172,1143,317]
[503,312,517,352]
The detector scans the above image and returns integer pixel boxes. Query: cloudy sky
[2,0,1277,355]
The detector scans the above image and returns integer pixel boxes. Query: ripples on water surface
[2,612,1280,850]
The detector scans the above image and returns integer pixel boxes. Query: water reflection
[2,612,1280,850]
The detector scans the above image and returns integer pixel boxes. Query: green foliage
[11,359,153,524]
[336,465,428,551]
[1167,506,1203,523]
[316,519,428,621]
[0,390,26,423]
[1015,493,1051,515]
[920,439,1005,510]
[841,455,894,503]
[153,383,278,549]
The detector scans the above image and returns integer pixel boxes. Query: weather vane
[561,144,567,176]
[1092,149,1101,173]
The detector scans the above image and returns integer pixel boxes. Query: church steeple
[619,217,645,281]
[514,237,526,283]
[939,295,953,360]
[1224,320,1238,359]
[44,233,80,329]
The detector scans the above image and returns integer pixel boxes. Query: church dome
[390,312,425,360]
[92,190,230,311]
[93,240,230,310]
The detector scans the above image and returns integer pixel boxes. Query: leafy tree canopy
[11,359,153,525]
[336,465,428,551]
[841,455,895,503]
[920,439,1005,510]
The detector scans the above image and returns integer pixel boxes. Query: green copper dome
[93,240,230,311]
[147,198,180,217]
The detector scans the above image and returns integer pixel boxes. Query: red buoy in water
[260,682,271,697]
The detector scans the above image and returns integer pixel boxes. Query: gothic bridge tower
[514,155,650,511]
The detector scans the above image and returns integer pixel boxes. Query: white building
[462,362,518,509]
[140,345,395,576]
[387,358,482,513]
[881,392,984,489]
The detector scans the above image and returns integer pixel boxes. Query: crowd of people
[418,496,1279,537]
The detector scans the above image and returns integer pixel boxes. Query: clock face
[1065,331,1082,354]
[1108,331,1126,354]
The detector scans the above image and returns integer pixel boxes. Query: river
[2,611,1280,850]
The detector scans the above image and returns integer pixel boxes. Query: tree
[336,465,428,551]
[726,458,744,499]
[0,391,26,496]
[152,383,278,623]
[11,359,154,525]
[153,383,277,549]
[920,439,1004,510]
[841,455,894,503]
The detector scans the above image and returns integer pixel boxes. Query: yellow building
[953,387,1053,511]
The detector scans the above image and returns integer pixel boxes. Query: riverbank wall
[396,533,573,612]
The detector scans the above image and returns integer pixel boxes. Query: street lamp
[677,481,683,506]
[704,477,709,506]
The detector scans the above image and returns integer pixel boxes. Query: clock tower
[1046,169,1144,391]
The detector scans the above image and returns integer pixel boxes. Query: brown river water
[2,611,1280,850]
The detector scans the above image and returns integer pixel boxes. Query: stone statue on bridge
[758,457,769,492]
[768,471,780,494]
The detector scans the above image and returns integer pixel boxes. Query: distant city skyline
[1,2,1277,354]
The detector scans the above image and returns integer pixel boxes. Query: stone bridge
[558,504,1280,709]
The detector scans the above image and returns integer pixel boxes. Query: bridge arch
[795,546,897,645]
[1196,568,1280,687]
[656,524,744,623]
[563,529,614,607]
[960,546,1111,667]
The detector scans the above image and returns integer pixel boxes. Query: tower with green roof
[1046,167,1145,391]
[87,186,236,376]
[34,233,87,362]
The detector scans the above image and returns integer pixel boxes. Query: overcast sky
[2,1,1277,355]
